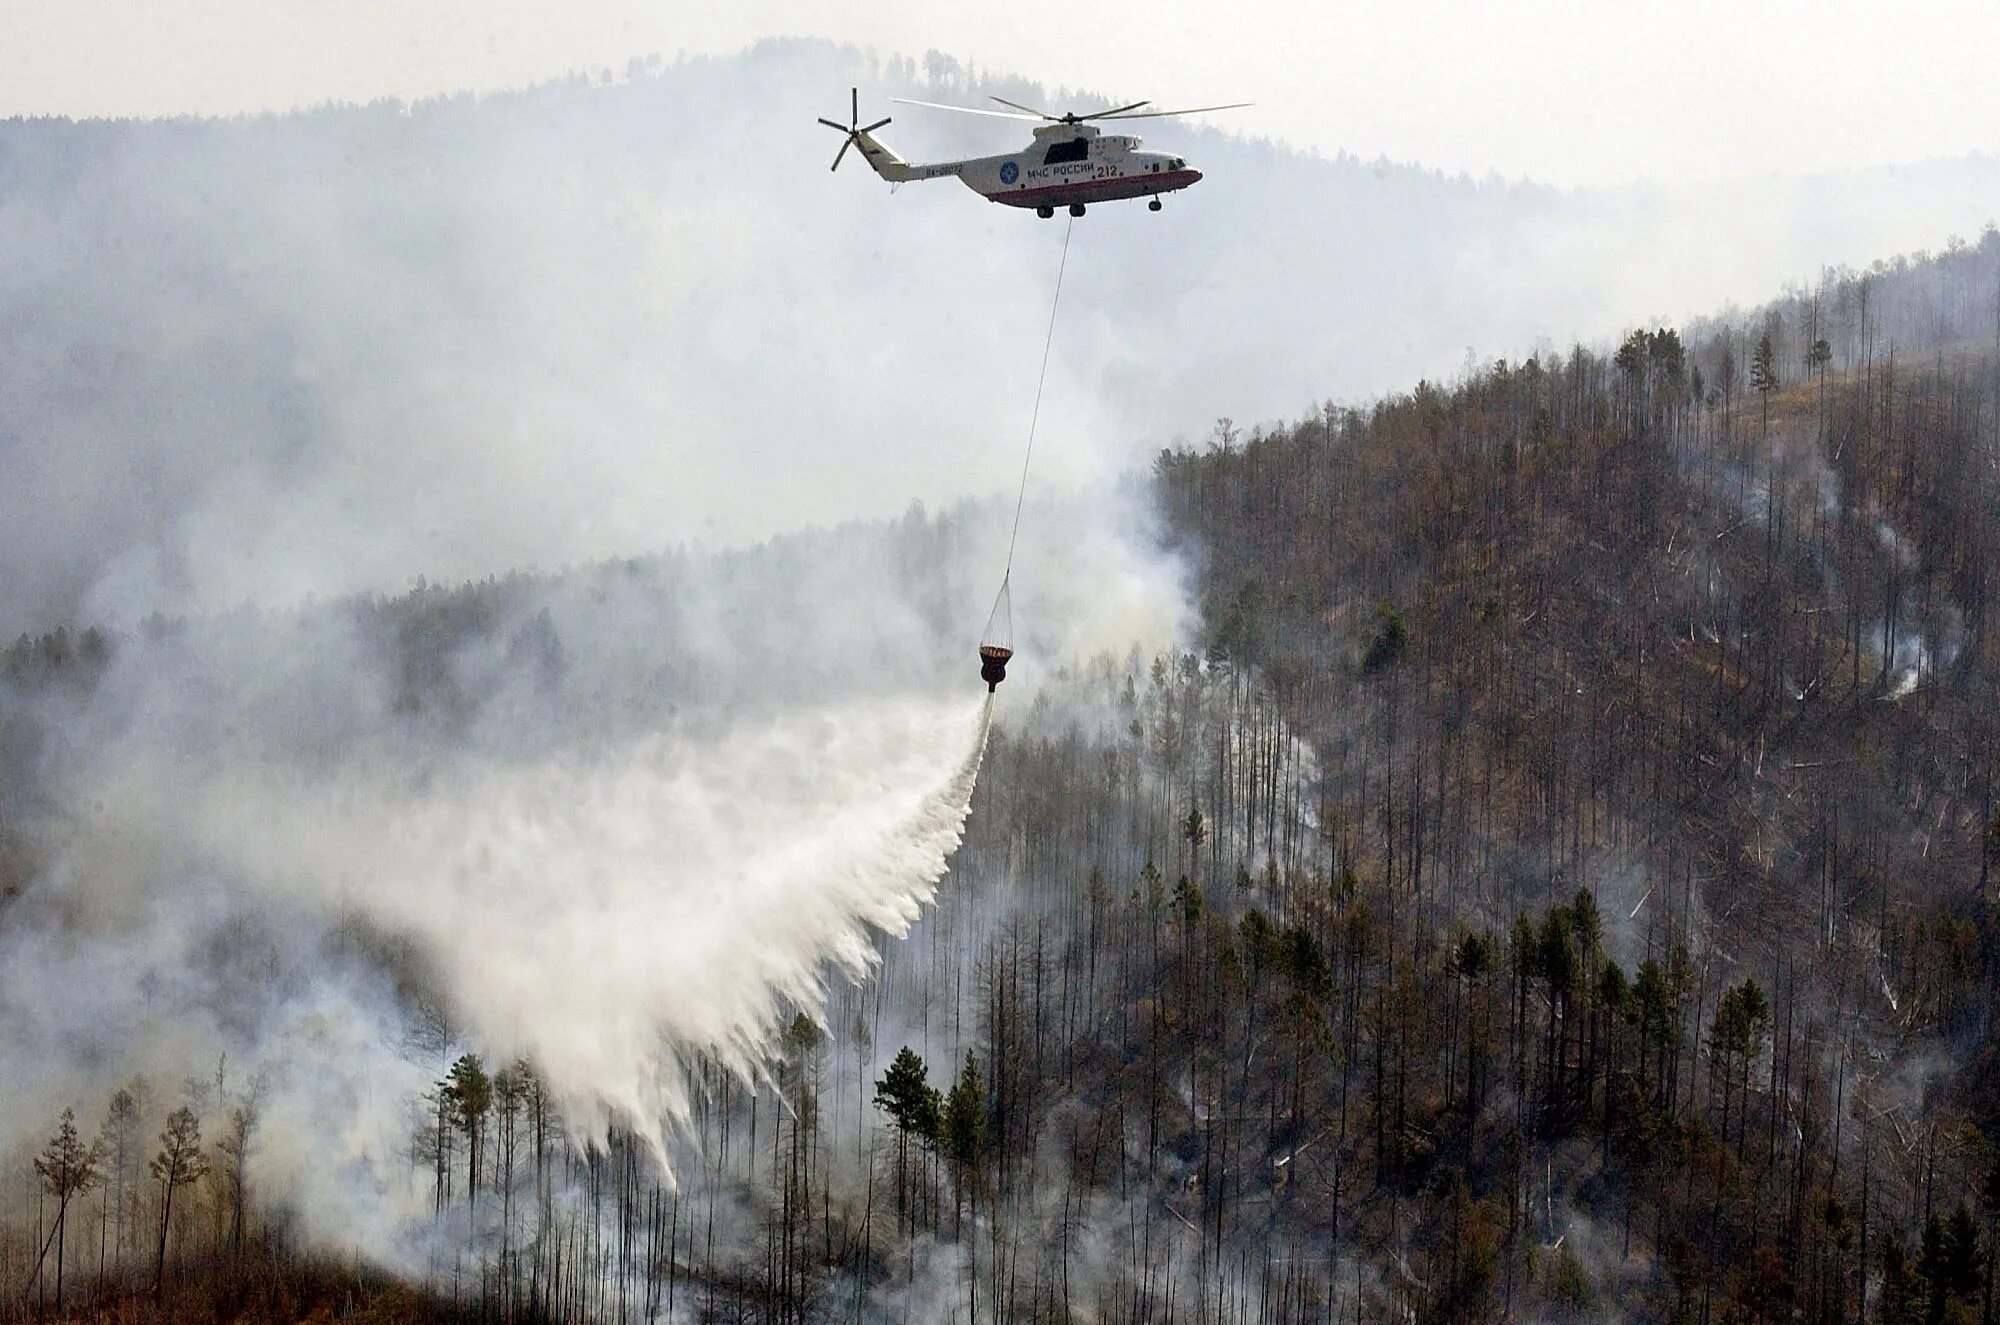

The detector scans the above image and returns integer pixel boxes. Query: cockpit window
[1170,158,1185,169]
[1043,138,1091,165]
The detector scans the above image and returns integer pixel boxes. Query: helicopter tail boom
[822,88,962,185]
[851,127,921,183]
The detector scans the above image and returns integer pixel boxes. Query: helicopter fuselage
[855,122,1201,212]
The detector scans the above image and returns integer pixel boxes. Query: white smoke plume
[0,491,1169,1264]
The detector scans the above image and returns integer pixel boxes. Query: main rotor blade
[989,95,1058,120]
[1080,100,1151,119]
[851,87,858,125]
[817,117,850,132]
[831,138,852,172]
[859,116,892,134]
[1096,101,1254,120]
[892,97,1043,121]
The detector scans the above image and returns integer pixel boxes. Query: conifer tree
[33,1107,100,1308]
[1807,336,1833,439]
[100,1085,141,1273]
[874,1047,939,1226]
[149,1106,207,1296]
[1750,331,1780,439]
[444,1054,493,1211]
[940,1052,984,1232]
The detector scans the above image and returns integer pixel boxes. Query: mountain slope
[2,38,1996,633]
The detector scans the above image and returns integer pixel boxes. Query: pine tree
[215,1088,262,1254]
[32,1108,101,1308]
[1750,331,1780,440]
[149,1106,207,1296]
[1182,804,1208,876]
[1710,979,1769,1149]
[1979,1155,2000,1325]
[1807,336,1833,440]
[1361,600,1408,673]
[1880,1231,1923,1325]
[940,1052,984,1232]
[444,1054,493,1211]
[100,1085,141,1274]
[874,1047,939,1227]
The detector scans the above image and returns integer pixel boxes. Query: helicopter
[818,88,1248,217]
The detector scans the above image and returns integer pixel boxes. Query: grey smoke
[4,39,1996,634]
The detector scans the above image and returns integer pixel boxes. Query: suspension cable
[1001,215,1075,580]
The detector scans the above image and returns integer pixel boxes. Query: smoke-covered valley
[4,38,1998,633]
[0,482,1183,1264]
[6,31,2000,1325]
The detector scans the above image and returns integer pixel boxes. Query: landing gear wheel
[1148,197,1162,212]
[1068,203,1086,217]
[1036,205,1054,219]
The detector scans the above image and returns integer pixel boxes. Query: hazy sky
[6,0,1996,186]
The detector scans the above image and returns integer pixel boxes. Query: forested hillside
[6,235,2000,1322]
[7,39,2000,635]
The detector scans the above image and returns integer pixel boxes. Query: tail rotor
[818,87,892,172]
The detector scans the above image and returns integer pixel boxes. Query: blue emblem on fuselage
[1000,161,1019,185]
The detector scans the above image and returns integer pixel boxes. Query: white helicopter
[818,87,1248,217]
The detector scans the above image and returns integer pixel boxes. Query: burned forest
[7,230,2000,1323]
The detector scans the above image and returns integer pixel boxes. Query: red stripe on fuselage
[987,169,1202,208]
